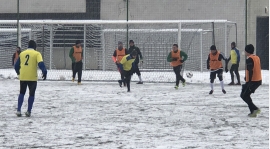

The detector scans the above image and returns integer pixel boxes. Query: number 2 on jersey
[25,54,30,65]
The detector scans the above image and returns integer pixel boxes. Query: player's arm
[167,52,173,62]
[236,49,240,64]
[206,54,210,69]
[14,57,20,75]
[37,53,47,80]
[112,50,117,63]
[81,49,83,59]
[219,53,229,71]
[125,48,129,54]
[12,53,16,65]
[69,47,75,62]
[246,58,254,82]
[227,55,231,63]
[137,47,143,60]
[180,51,188,62]
[219,52,227,61]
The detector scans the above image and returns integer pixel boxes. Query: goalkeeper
[118,50,137,92]
[128,40,143,84]
[167,44,188,89]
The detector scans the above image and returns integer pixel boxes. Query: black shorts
[20,81,37,96]
[210,69,223,80]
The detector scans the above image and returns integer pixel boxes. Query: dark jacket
[128,45,143,64]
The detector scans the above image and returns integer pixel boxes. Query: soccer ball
[186,72,193,78]
[59,75,66,81]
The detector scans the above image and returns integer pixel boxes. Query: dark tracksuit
[69,47,83,82]
[240,57,261,114]
[167,51,188,86]
[227,47,241,84]
[128,45,143,76]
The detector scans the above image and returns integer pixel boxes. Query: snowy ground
[0,78,269,148]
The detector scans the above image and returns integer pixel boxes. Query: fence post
[83,24,86,70]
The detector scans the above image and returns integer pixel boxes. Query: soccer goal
[0,20,236,82]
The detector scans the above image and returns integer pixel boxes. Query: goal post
[0,20,237,82]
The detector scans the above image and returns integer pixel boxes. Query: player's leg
[178,65,186,87]
[240,83,261,117]
[25,81,37,117]
[77,61,83,84]
[209,71,216,94]
[217,69,226,94]
[125,71,132,92]
[121,73,126,86]
[135,63,143,84]
[72,62,76,82]
[117,64,126,87]
[234,64,241,85]
[16,81,27,116]
[228,64,235,85]
[173,66,180,89]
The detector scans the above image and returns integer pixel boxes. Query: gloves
[172,58,178,61]
[180,60,185,63]
[42,73,47,80]
[17,75,20,79]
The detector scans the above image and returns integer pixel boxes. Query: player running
[118,50,137,92]
[112,41,129,86]
[167,44,188,89]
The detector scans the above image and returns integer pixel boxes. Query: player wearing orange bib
[207,45,228,94]
[69,40,83,85]
[112,41,129,86]
[14,40,47,117]
[167,44,188,89]
[240,44,262,117]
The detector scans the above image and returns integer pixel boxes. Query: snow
[0,69,269,148]
[0,69,269,84]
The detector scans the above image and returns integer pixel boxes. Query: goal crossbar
[0,20,236,25]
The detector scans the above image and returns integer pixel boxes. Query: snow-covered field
[0,70,269,148]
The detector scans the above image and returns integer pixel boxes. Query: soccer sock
[210,83,214,90]
[220,81,224,90]
[27,96,35,113]
[138,75,142,82]
[17,94,25,112]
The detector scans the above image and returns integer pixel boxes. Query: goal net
[0,20,236,82]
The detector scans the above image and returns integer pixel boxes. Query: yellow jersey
[120,54,135,71]
[19,49,43,81]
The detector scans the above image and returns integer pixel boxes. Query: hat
[131,50,137,56]
[75,40,81,45]
[118,41,123,45]
[129,40,134,44]
[210,45,217,50]
[245,44,254,54]
[28,40,36,50]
